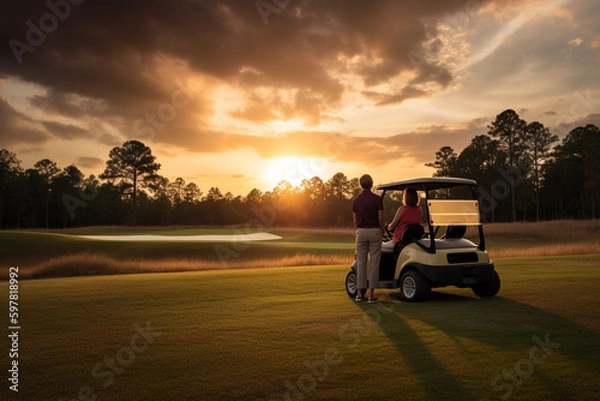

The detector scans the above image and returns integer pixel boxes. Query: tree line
[0,108,598,229]
[0,141,387,228]
[426,109,599,222]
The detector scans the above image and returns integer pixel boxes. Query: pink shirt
[392,205,423,243]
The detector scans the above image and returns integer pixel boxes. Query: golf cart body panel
[345,176,501,301]
[396,243,494,287]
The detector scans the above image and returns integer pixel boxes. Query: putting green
[77,232,283,242]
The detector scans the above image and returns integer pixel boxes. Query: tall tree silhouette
[325,173,354,226]
[425,146,458,177]
[100,140,160,225]
[488,109,527,222]
[0,149,22,228]
[34,158,60,228]
[456,135,503,184]
[524,121,558,221]
[553,124,600,218]
[55,165,85,226]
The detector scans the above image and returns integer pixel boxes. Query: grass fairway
[3,254,599,401]
[1,220,598,279]
[0,228,356,279]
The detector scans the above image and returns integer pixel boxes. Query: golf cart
[345,177,500,302]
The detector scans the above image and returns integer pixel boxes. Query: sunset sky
[1,0,599,195]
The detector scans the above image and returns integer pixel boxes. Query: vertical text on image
[8,266,20,393]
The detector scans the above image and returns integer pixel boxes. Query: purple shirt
[352,190,383,228]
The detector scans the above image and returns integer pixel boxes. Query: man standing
[352,174,385,303]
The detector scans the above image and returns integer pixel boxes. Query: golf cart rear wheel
[400,270,430,302]
[472,270,501,297]
[345,269,367,299]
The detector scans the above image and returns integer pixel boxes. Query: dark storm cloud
[29,90,109,118]
[0,0,489,149]
[0,96,51,146]
[0,95,108,148]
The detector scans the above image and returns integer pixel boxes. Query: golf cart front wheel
[400,270,431,302]
[345,269,366,299]
[472,270,501,297]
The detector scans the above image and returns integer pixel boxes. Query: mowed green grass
[3,254,599,401]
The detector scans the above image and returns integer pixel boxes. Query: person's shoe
[355,294,365,302]
[367,297,378,304]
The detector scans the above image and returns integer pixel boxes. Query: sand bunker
[78,233,282,242]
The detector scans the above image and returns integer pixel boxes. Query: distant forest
[0,109,598,229]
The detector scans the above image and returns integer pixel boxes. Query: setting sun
[1,1,598,197]
[263,156,328,188]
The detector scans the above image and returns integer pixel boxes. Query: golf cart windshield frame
[378,177,485,254]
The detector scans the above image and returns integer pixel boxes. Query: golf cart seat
[401,223,425,245]
[444,225,466,239]
[394,224,425,258]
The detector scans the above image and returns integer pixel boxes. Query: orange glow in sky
[263,156,329,188]
[1,0,598,195]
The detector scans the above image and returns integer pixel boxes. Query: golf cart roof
[377,177,477,191]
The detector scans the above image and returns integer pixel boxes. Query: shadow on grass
[355,291,600,401]
[359,296,474,400]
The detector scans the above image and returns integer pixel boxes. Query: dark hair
[359,174,373,189]
[404,188,418,206]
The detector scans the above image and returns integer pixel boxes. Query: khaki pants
[355,228,382,289]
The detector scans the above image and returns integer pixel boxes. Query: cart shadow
[355,291,600,400]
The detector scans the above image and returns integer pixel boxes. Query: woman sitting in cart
[387,188,423,253]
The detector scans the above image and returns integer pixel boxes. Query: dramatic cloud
[143,116,490,168]
[0,0,598,192]
[0,96,51,146]
[0,1,486,130]
[75,156,103,169]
